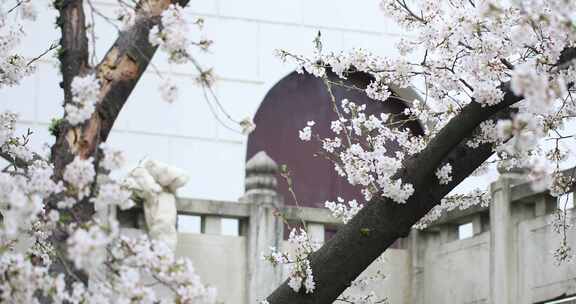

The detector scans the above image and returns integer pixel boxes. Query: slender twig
[27,42,59,66]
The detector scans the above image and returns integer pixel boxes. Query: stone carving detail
[245,151,278,196]
[126,160,189,251]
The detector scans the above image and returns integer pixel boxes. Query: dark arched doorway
[247,70,422,210]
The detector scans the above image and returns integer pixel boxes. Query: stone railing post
[490,175,517,304]
[241,151,284,304]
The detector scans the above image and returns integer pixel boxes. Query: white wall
[0,0,403,201]
[423,233,491,304]
[519,213,576,303]
[176,233,247,304]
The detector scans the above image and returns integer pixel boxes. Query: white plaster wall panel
[148,16,261,81]
[257,23,344,85]
[90,2,124,60]
[298,26,345,54]
[168,137,245,201]
[15,122,54,154]
[424,233,490,304]
[111,72,218,139]
[212,80,263,142]
[87,8,259,81]
[280,241,411,304]
[301,0,387,33]
[176,234,247,304]
[379,16,410,36]
[0,69,37,121]
[92,0,218,15]
[34,62,65,123]
[107,72,165,132]
[341,31,400,59]
[354,249,411,304]
[194,17,261,81]
[165,76,222,138]
[149,47,196,77]
[185,0,220,15]
[105,130,172,170]
[519,214,576,303]
[219,0,303,24]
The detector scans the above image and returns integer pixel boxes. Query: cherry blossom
[65,74,101,125]
[325,197,363,224]
[263,228,316,293]
[436,163,453,185]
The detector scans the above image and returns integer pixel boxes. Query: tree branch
[55,0,90,103]
[51,0,193,171]
[49,0,191,215]
[266,106,515,304]
[267,49,576,303]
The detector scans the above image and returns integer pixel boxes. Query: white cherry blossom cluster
[466,120,499,149]
[149,4,192,64]
[299,98,419,204]
[0,253,53,303]
[0,141,61,242]
[63,156,96,199]
[325,197,363,224]
[414,189,490,229]
[108,235,217,303]
[0,111,16,147]
[114,5,137,30]
[92,182,134,211]
[0,119,218,300]
[0,171,45,238]
[0,113,34,165]
[365,81,391,102]
[240,117,256,135]
[299,120,315,141]
[100,143,126,171]
[553,240,573,265]
[67,224,109,274]
[496,113,544,156]
[0,143,216,302]
[65,74,101,125]
[336,257,388,303]
[435,163,452,185]
[0,26,35,88]
[263,228,316,293]
[0,1,43,89]
[549,172,575,198]
[147,3,219,107]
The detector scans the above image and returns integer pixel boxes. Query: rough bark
[50,0,90,181]
[56,0,90,100]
